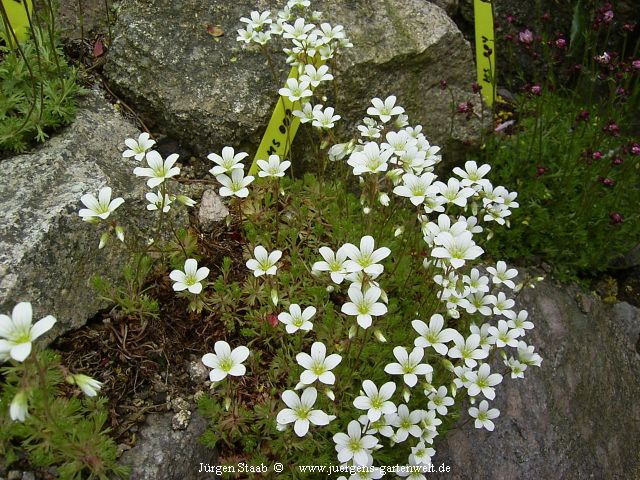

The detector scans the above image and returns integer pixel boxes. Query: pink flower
[518,29,534,45]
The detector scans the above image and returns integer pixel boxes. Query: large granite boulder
[432,278,640,479]
[0,89,143,339]
[103,0,480,160]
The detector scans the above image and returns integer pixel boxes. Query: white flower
[453,160,492,189]
[353,380,396,422]
[420,409,442,432]
[367,96,405,123]
[469,400,500,431]
[487,319,520,348]
[293,102,323,124]
[508,310,534,337]
[333,420,378,466]
[296,342,342,385]
[279,77,313,102]
[257,154,291,178]
[435,178,476,207]
[470,322,493,351]
[67,373,103,397]
[201,341,250,381]
[133,151,180,188]
[123,132,155,161]
[276,387,334,437]
[282,18,315,40]
[312,106,341,129]
[431,231,484,269]
[489,292,516,319]
[388,404,425,442]
[360,414,395,438]
[208,147,249,176]
[517,341,543,367]
[357,117,382,139]
[427,385,454,415]
[447,333,488,368]
[312,245,350,283]
[342,235,390,275]
[487,261,518,289]
[341,285,387,329]
[10,390,29,422]
[347,142,393,175]
[467,363,503,400]
[239,10,272,30]
[278,304,316,334]
[145,191,172,212]
[384,346,432,387]
[393,173,437,206]
[0,302,56,362]
[216,169,255,198]
[463,268,490,293]
[246,245,282,277]
[504,357,527,378]
[300,64,333,87]
[410,441,436,466]
[412,314,458,355]
[170,258,210,294]
[79,187,125,222]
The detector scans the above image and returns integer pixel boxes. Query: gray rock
[431,279,640,479]
[103,0,480,161]
[0,88,141,339]
[117,412,216,480]
[198,189,229,232]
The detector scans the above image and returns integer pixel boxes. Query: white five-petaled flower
[353,379,397,422]
[341,285,387,329]
[410,441,436,466]
[67,373,103,397]
[239,10,272,30]
[347,142,394,175]
[469,400,500,431]
[466,363,503,400]
[431,231,484,269]
[412,314,458,355]
[207,147,249,176]
[0,302,56,362]
[488,319,520,348]
[387,404,425,442]
[257,154,291,178]
[278,304,316,334]
[133,151,181,188]
[312,106,341,129]
[300,64,333,87]
[296,342,342,385]
[447,333,488,368]
[384,346,432,387]
[508,310,534,337]
[333,420,379,466]
[504,357,528,378]
[145,191,172,212]
[216,169,255,198]
[342,235,391,275]
[427,385,455,415]
[453,160,492,189]
[393,173,438,206]
[487,261,518,290]
[246,245,282,277]
[279,77,313,102]
[312,245,350,283]
[201,341,250,382]
[366,95,405,123]
[10,390,29,422]
[79,187,125,222]
[122,132,155,161]
[169,258,210,294]
[276,387,334,437]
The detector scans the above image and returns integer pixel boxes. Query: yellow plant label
[473,0,496,106]
[1,0,32,46]
[249,67,302,176]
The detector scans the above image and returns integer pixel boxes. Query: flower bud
[324,389,335,401]
[224,397,231,411]
[98,232,110,249]
[115,225,125,243]
[440,358,455,372]
[348,325,357,339]
[394,226,404,237]
[373,329,387,343]
[363,207,371,215]
[402,387,411,403]
[270,288,279,306]
[378,193,390,207]
[67,373,103,397]
[10,390,29,422]
[326,285,335,293]
[176,194,196,207]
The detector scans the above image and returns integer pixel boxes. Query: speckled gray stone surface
[0,88,142,339]
[103,0,480,159]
